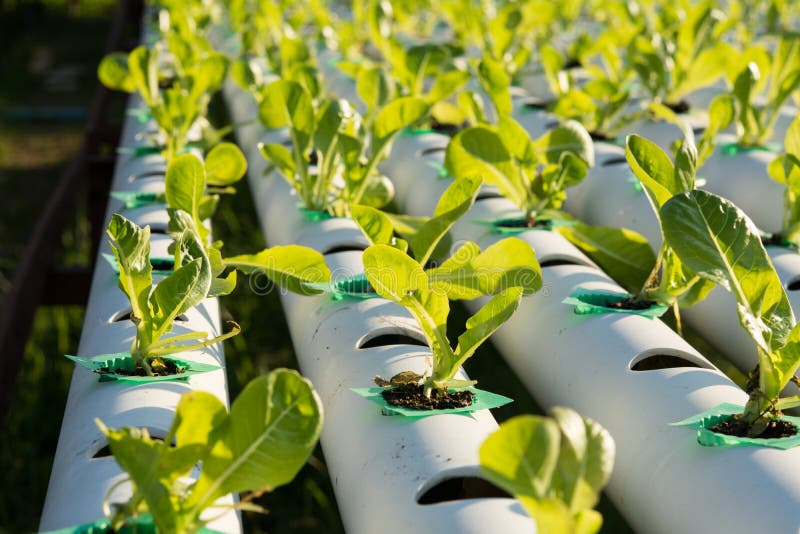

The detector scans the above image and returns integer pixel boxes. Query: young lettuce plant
[552,135,716,333]
[107,213,239,376]
[627,3,731,113]
[725,35,800,147]
[96,368,322,533]
[258,78,429,214]
[480,407,615,534]
[444,115,594,227]
[359,178,542,397]
[98,44,229,161]
[768,115,800,246]
[661,189,800,437]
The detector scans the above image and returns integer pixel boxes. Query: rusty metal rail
[0,0,143,422]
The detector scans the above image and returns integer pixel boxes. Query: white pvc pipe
[224,78,536,533]
[387,132,800,534]
[40,92,239,533]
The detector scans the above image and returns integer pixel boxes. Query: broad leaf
[372,97,430,140]
[428,238,541,299]
[625,134,680,211]
[480,414,561,499]
[550,407,615,513]
[409,176,481,265]
[350,205,394,245]
[187,369,322,511]
[363,244,428,301]
[150,253,210,339]
[533,121,595,167]
[205,142,247,186]
[107,214,153,328]
[226,246,331,295]
[98,52,134,93]
[660,190,794,365]
[165,154,205,231]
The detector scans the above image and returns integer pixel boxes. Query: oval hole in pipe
[629,348,710,371]
[786,276,800,291]
[91,430,173,459]
[601,156,627,167]
[417,476,512,504]
[323,243,368,255]
[538,254,592,268]
[133,169,167,181]
[476,189,504,201]
[418,146,447,157]
[692,126,706,136]
[358,327,428,349]
[111,309,188,324]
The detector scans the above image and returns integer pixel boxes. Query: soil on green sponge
[604,296,654,311]
[709,414,798,439]
[664,100,690,114]
[381,384,475,410]
[496,217,549,230]
[98,357,185,377]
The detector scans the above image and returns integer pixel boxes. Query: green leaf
[259,80,313,152]
[479,414,561,499]
[785,115,800,159]
[128,46,158,107]
[533,121,594,167]
[151,246,210,339]
[356,66,392,116]
[428,68,470,103]
[205,142,247,186]
[625,134,679,211]
[660,190,794,388]
[372,96,430,140]
[362,244,428,301]
[409,176,481,266]
[557,222,656,294]
[550,407,615,513]
[259,142,297,179]
[226,246,331,295]
[350,205,395,245]
[478,58,512,118]
[187,369,323,511]
[98,52,134,93]
[165,154,205,233]
[673,141,697,197]
[164,391,227,475]
[772,323,800,403]
[97,422,178,533]
[106,214,153,330]
[446,126,527,208]
[428,238,541,299]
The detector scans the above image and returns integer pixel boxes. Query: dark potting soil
[430,120,466,136]
[99,357,185,377]
[605,296,653,310]
[563,57,582,69]
[381,384,474,410]
[761,233,788,247]
[709,414,798,439]
[496,218,548,230]
[664,100,690,114]
[149,258,174,271]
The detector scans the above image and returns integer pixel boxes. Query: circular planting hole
[787,276,800,291]
[600,156,627,167]
[133,169,167,181]
[417,476,512,504]
[111,309,188,324]
[539,257,587,268]
[323,243,367,255]
[418,145,446,157]
[358,327,428,349]
[629,349,710,371]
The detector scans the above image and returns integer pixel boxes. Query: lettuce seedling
[107,214,239,376]
[768,115,800,246]
[480,407,615,534]
[359,177,542,396]
[445,117,593,225]
[98,44,229,161]
[661,189,800,436]
[96,368,322,533]
[726,35,800,147]
[258,78,429,214]
[628,3,730,112]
